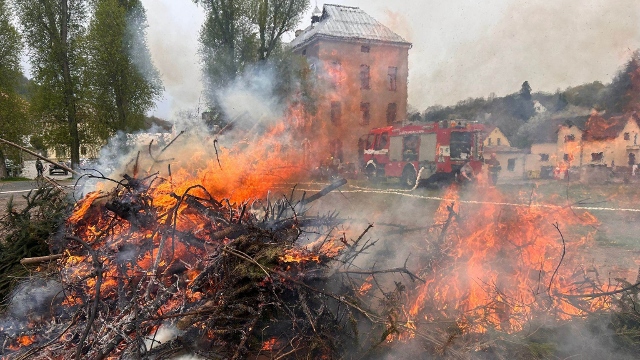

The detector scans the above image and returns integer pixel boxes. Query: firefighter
[486,153,501,186]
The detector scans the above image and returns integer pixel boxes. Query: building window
[330,101,341,126]
[388,66,397,91]
[361,45,370,53]
[540,154,549,162]
[563,153,570,161]
[565,134,575,142]
[302,49,306,55]
[497,138,501,146]
[386,103,397,123]
[80,146,87,156]
[591,152,603,161]
[360,65,370,90]
[487,138,492,146]
[624,132,630,140]
[360,102,370,125]
[507,158,516,171]
[330,61,342,88]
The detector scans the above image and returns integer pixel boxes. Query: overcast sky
[138,0,640,118]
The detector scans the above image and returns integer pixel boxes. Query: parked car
[49,161,70,176]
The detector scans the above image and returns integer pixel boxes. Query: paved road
[0,178,75,208]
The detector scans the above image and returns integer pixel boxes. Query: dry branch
[19,254,63,265]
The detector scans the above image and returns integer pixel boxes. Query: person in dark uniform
[486,153,501,186]
[35,159,44,177]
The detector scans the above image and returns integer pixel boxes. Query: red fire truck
[360,120,485,187]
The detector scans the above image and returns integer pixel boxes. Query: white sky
[85,1,640,118]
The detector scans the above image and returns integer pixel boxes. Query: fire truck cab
[360,120,485,187]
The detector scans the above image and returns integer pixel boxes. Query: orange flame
[406,186,604,333]
[281,248,320,263]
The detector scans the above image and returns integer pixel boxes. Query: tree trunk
[61,0,80,171]
[0,149,7,179]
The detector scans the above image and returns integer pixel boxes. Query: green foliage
[604,51,640,114]
[249,0,309,61]
[520,81,532,101]
[0,0,22,91]
[0,184,69,306]
[84,0,162,136]
[0,0,30,178]
[196,0,310,109]
[198,0,259,95]
[270,50,318,115]
[15,0,88,167]
[562,81,606,109]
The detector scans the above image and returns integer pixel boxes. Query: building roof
[290,4,412,50]
[529,116,588,144]
[583,112,640,141]
[483,125,497,135]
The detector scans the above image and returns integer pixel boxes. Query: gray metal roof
[290,4,412,50]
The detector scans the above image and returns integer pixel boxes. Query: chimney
[311,5,322,25]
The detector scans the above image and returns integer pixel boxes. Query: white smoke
[215,65,284,129]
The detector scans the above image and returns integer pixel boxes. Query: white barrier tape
[273,184,640,213]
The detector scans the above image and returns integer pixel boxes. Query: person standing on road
[35,159,44,177]
[486,153,501,186]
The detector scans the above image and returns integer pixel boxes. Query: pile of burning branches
[0,167,423,360]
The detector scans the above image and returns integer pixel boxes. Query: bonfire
[2,128,640,359]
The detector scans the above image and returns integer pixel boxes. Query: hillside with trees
[415,51,640,149]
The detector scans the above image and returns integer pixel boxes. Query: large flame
[406,186,608,334]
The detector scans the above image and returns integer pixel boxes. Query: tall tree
[0,0,30,178]
[197,0,257,97]
[15,0,87,169]
[196,0,309,108]
[85,0,162,137]
[519,81,532,101]
[252,0,309,60]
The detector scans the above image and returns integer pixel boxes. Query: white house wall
[527,143,557,173]
[557,126,583,167]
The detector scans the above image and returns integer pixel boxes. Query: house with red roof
[582,111,640,169]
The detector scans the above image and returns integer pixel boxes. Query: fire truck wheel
[401,166,417,188]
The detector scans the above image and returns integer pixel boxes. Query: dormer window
[565,134,575,142]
